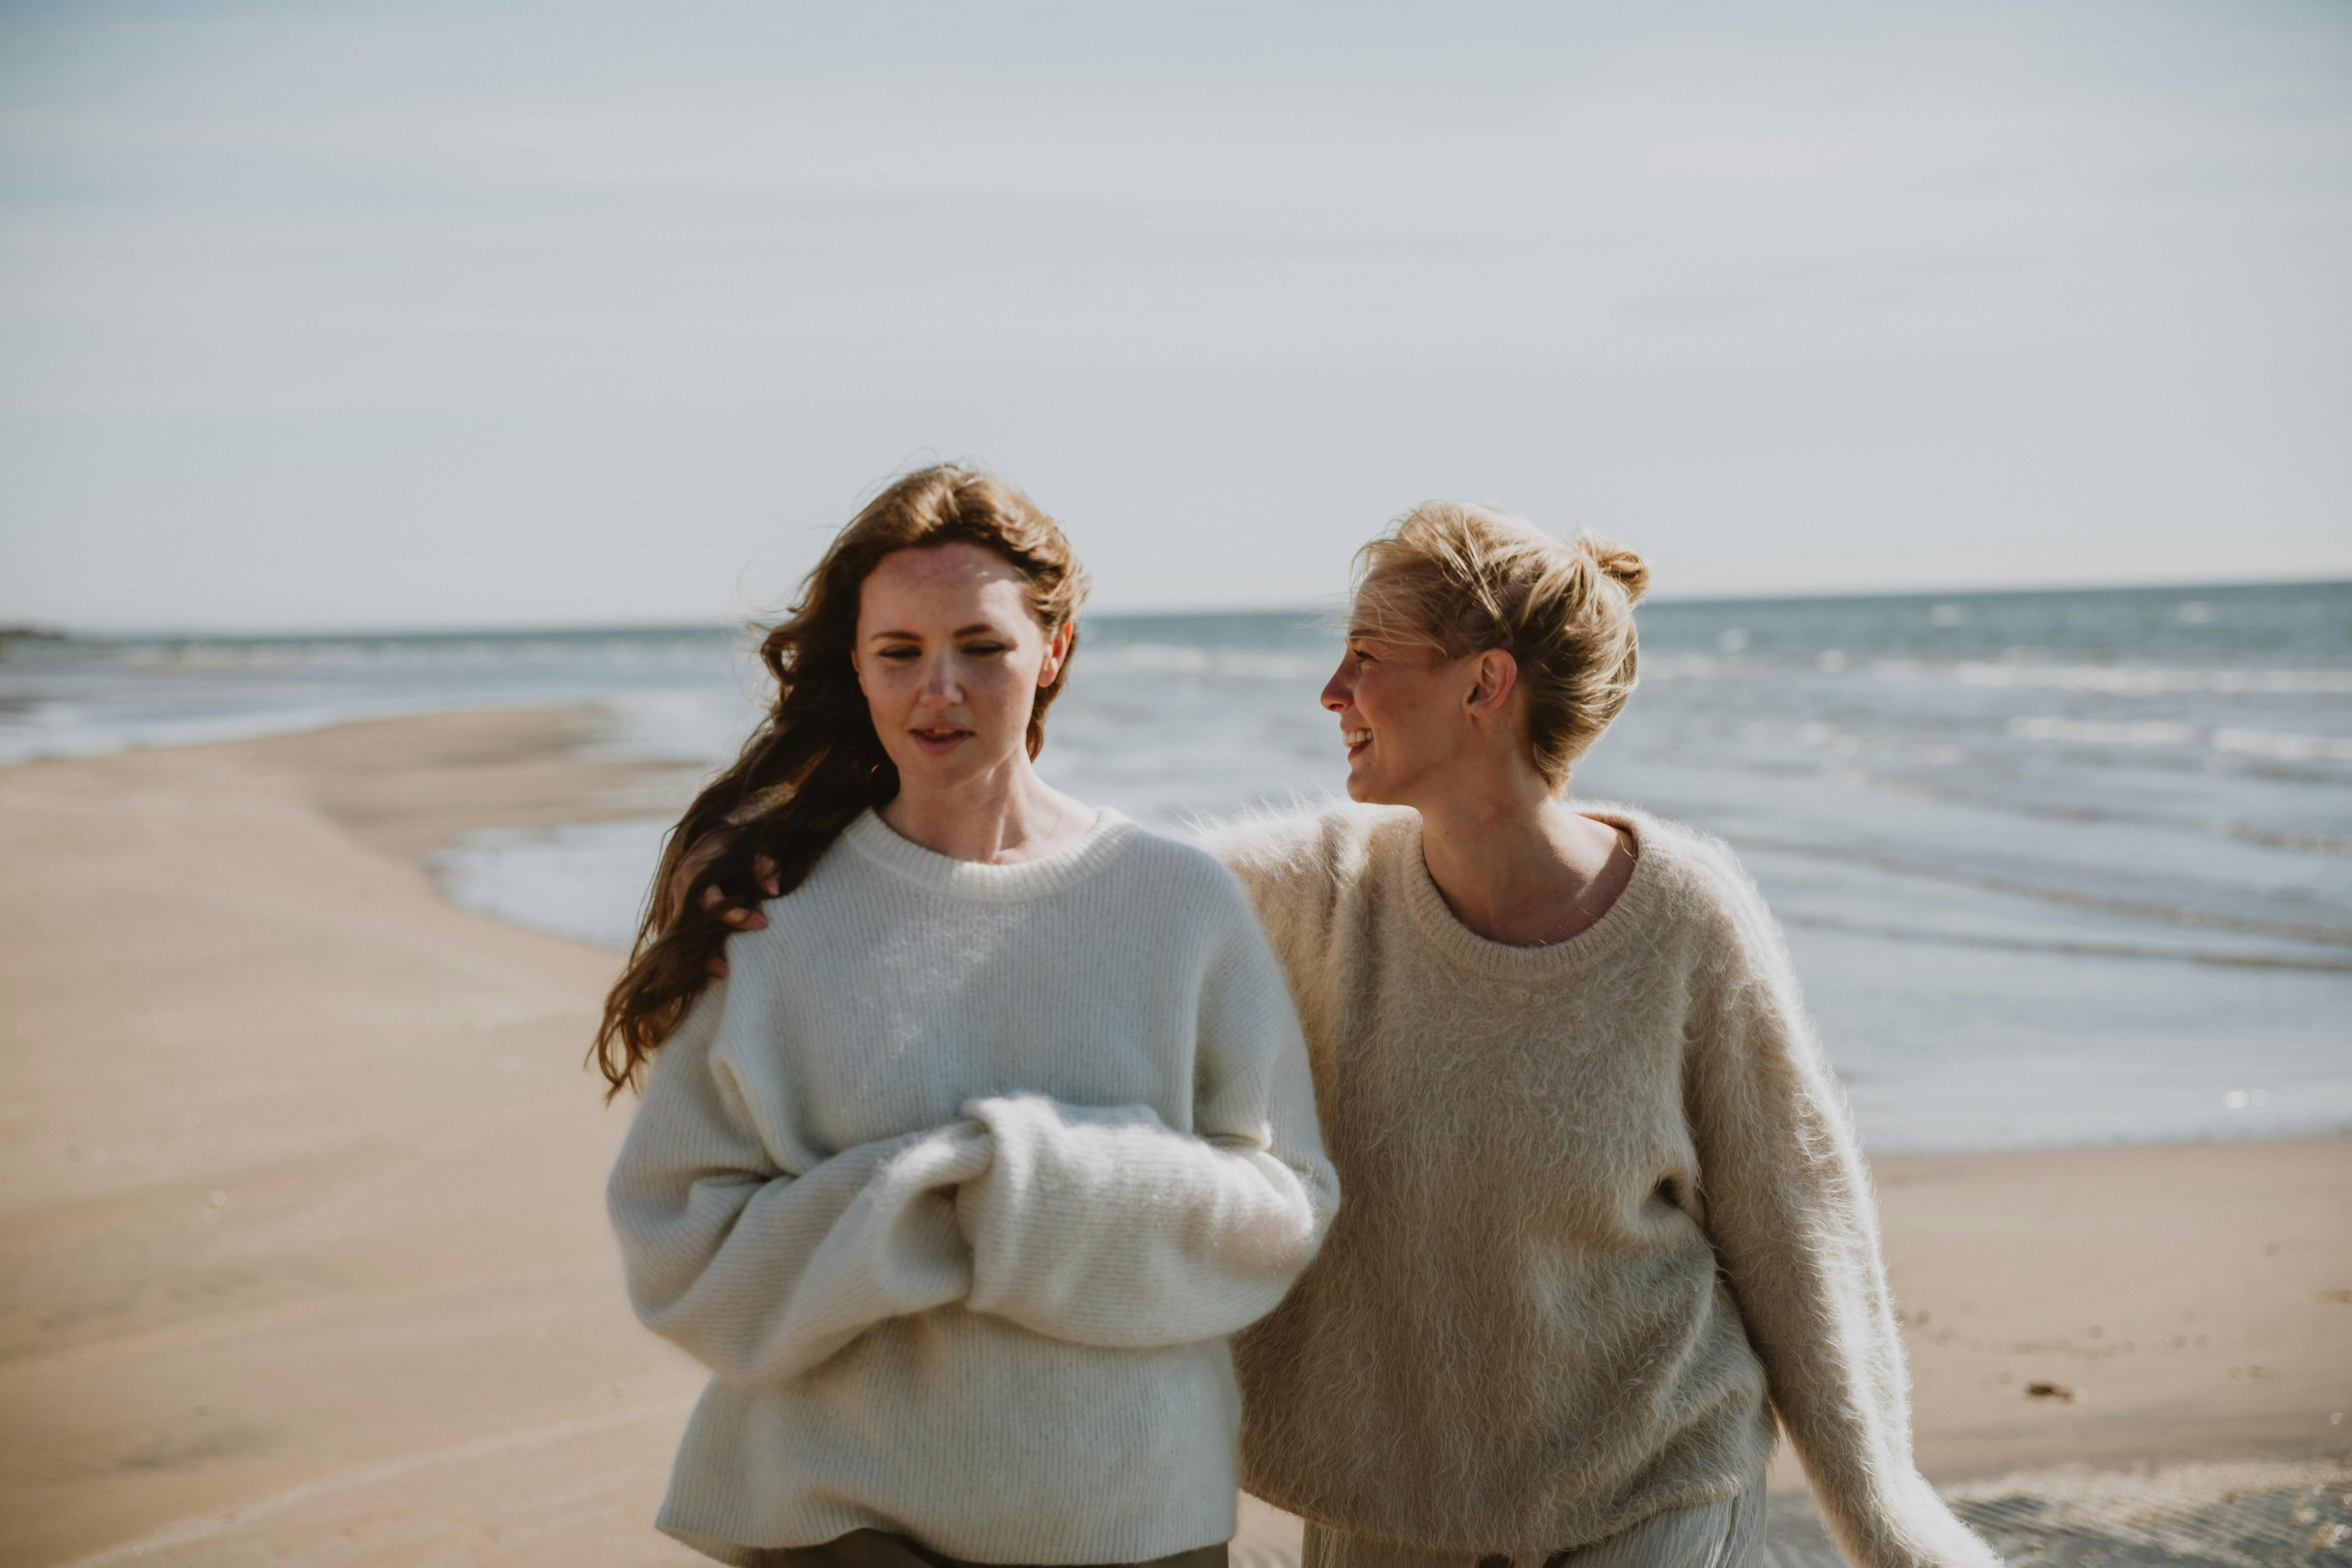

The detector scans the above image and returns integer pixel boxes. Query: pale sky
[2,0,2348,631]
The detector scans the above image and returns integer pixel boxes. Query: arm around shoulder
[1195,806,1380,957]
[1197,803,1386,1039]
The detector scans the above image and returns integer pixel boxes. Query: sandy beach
[2,708,2347,1568]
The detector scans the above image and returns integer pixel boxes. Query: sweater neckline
[1392,804,1665,981]
[842,805,1138,903]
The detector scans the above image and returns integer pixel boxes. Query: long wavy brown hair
[591,465,1089,1098]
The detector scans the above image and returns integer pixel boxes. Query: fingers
[707,957,729,978]
[752,854,781,898]
[664,829,738,922]
[697,880,768,930]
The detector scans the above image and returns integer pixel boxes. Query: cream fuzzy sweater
[608,809,1338,1567]
[1207,804,1998,1568]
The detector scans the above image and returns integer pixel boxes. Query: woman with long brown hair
[600,465,1335,1568]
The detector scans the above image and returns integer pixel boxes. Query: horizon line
[10,570,2346,643]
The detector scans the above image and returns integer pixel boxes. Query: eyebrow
[867,623,1004,641]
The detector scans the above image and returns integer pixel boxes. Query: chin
[892,742,1016,791]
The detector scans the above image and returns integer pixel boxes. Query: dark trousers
[763,1527,1231,1568]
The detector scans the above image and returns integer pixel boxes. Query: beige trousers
[1300,1483,1764,1568]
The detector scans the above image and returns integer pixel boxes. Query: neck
[1406,759,1631,946]
[879,753,1094,864]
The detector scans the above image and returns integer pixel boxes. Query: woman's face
[853,542,1068,795]
[1322,604,1486,806]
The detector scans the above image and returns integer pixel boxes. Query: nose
[1322,658,1353,715]
[918,651,964,707]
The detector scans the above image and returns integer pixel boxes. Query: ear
[1463,648,1518,721]
[1037,619,1074,687]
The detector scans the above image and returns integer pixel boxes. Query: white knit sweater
[608,808,1338,1567]
[1207,803,2000,1568]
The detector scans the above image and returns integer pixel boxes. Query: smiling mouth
[1342,727,1371,760]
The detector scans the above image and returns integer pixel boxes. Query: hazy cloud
[2,0,2347,629]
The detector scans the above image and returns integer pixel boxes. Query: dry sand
[2,709,2346,1568]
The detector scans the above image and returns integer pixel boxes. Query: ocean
[6,579,2346,1154]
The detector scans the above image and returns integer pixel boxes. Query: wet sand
[1,709,2345,1567]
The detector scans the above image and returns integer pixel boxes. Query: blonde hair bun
[1579,532,1650,605]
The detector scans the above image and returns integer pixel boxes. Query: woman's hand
[663,831,783,977]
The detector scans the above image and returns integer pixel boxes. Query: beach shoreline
[2,706,2346,1566]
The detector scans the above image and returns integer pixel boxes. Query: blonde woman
[1207,505,1999,1568]
[600,467,1336,1568]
